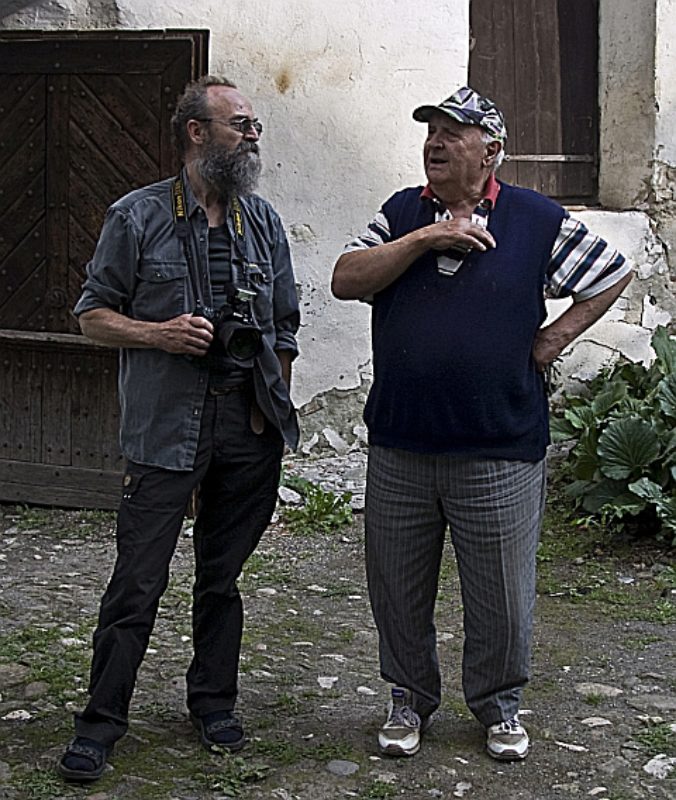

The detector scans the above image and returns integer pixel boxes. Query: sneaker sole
[379,740,421,757]
[486,744,529,761]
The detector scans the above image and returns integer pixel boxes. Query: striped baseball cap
[413,86,507,143]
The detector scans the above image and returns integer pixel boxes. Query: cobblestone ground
[0,454,675,800]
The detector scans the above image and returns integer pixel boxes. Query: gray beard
[196,141,262,200]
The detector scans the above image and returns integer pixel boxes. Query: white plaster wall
[655,0,676,165]
[598,0,656,208]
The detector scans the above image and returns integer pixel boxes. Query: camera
[194,288,263,363]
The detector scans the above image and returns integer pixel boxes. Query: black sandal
[190,711,245,752]
[58,736,110,782]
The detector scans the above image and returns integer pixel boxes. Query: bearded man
[59,76,300,782]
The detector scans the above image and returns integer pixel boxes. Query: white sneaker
[486,716,529,760]
[378,687,421,757]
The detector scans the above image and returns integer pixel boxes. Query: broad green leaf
[628,477,664,502]
[615,361,652,395]
[550,416,579,442]
[629,478,676,533]
[564,479,594,499]
[662,429,676,463]
[598,417,660,480]
[565,406,597,431]
[657,375,676,419]
[572,428,600,480]
[651,325,676,377]
[591,381,627,417]
[581,479,634,513]
[661,501,676,533]
[598,496,647,521]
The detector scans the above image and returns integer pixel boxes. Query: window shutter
[469,0,599,203]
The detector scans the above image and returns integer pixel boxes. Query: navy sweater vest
[365,181,566,460]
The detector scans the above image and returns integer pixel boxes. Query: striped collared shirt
[344,178,632,301]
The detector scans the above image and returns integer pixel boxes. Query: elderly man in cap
[332,86,632,760]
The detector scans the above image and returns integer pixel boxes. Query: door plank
[0,344,42,461]
[40,348,72,465]
[0,459,123,509]
[469,0,518,185]
[46,74,71,333]
[0,38,195,75]
[70,76,158,185]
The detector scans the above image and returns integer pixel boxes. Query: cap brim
[412,105,475,126]
[412,105,439,122]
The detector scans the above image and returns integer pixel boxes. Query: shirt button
[193,408,200,416]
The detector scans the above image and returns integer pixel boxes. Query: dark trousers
[74,389,284,746]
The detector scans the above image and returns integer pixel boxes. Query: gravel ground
[0,469,675,800]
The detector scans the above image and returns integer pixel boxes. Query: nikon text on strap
[171,174,260,302]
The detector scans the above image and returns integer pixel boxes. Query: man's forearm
[331,231,430,300]
[79,308,213,356]
[79,308,160,348]
[332,217,496,300]
[533,272,633,369]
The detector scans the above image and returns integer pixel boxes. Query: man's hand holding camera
[156,313,214,356]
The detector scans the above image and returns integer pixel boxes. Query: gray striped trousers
[365,445,546,726]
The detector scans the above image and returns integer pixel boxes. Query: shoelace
[497,717,521,734]
[387,703,419,729]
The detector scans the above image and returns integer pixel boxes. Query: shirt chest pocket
[132,260,190,321]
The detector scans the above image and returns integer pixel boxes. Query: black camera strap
[172,175,256,302]
[228,195,257,293]
[172,175,211,307]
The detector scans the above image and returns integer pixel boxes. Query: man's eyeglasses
[197,117,263,135]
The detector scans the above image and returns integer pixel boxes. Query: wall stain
[275,68,292,94]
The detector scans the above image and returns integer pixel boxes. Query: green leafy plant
[550,326,676,544]
[205,756,269,797]
[281,478,353,535]
[632,721,676,757]
[583,692,605,707]
[361,779,397,799]
[11,768,73,800]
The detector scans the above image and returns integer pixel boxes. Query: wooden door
[0,30,208,508]
[469,0,598,202]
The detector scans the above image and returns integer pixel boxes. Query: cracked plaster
[0,0,121,26]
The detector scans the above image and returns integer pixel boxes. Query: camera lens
[220,322,263,361]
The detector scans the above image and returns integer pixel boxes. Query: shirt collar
[420,173,501,211]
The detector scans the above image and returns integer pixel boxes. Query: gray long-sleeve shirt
[74,170,300,469]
